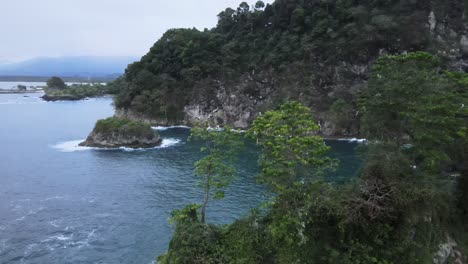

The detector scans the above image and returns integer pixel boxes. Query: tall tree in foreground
[248,101,337,262]
[248,101,333,193]
[189,126,243,224]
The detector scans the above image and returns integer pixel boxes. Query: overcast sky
[1,0,273,64]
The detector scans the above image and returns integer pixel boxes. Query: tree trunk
[201,178,210,224]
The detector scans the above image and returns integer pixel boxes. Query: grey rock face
[114,108,167,126]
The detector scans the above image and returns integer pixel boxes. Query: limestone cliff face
[180,63,366,136]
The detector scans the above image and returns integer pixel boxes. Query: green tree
[360,52,466,169]
[238,2,250,14]
[46,76,67,90]
[248,101,333,193]
[255,1,265,10]
[189,126,244,223]
[247,101,337,262]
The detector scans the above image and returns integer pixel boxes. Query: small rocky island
[42,76,113,101]
[79,117,161,148]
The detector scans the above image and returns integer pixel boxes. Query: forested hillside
[114,0,468,136]
[158,53,468,264]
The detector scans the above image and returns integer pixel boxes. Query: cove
[0,93,362,263]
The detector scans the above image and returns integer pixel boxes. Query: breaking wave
[151,125,190,131]
[335,138,367,143]
[52,138,181,152]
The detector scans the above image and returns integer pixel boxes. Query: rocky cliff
[79,117,161,148]
[113,0,468,137]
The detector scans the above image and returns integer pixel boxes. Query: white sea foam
[48,220,61,228]
[52,140,89,152]
[70,229,96,249]
[41,233,73,243]
[41,232,85,251]
[56,234,73,241]
[336,138,367,143]
[24,243,38,256]
[206,126,222,131]
[0,239,7,253]
[159,138,182,148]
[118,138,181,151]
[27,206,45,216]
[42,196,67,201]
[52,138,181,152]
[152,125,190,131]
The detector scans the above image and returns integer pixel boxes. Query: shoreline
[0,90,44,94]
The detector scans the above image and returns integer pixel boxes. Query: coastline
[0,90,43,94]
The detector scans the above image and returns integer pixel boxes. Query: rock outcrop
[41,94,85,102]
[79,117,161,148]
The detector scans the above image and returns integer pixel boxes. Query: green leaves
[248,101,334,192]
[361,52,467,170]
[189,125,244,223]
[168,204,201,225]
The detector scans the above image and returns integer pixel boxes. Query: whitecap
[56,234,72,241]
[42,196,66,201]
[15,216,25,221]
[48,220,61,228]
[152,125,190,131]
[41,233,73,243]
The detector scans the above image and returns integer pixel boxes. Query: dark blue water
[0,93,362,264]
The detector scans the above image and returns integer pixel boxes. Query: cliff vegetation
[114,0,468,136]
[158,52,467,264]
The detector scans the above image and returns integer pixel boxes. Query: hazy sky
[1,0,273,63]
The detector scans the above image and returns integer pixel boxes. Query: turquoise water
[0,93,362,263]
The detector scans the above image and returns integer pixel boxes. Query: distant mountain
[0,56,138,77]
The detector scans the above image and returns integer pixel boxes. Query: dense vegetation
[114,0,467,129]
[93,117,155,139]
[158,52,467,263]
[43,76,120,101]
